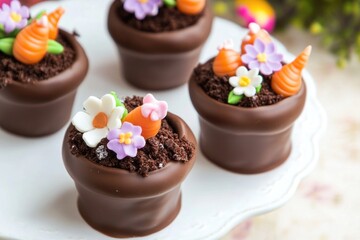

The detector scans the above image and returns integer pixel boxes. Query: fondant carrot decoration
[213,39,242,77]
[177,0,206,15]
[13,16,49,65]
[123,94,168,139]
[47,7,65,40]
[271,46,312,97]
[241,22,272,55]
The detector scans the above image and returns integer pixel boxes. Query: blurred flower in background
[1,0,43,7]
[212,0,360,67]
[212,0,275,32]
[0,0,12,6]
[235,0,275,32]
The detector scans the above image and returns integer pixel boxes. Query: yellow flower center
[239,76,251,87]
[92,112,108,129]
[138,0,149,3]
[10,12,22,23]
[257,53,267,63]
[119,132,133,145]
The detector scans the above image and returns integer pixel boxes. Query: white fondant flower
[72,94,125,147]
[229,66,263,97]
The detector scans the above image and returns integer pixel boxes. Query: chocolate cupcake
[108,0,213,90]
[0,3,88,137]
[62,92,196,237]
[189,23,310,174]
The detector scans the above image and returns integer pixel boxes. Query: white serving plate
[0,0,326,239]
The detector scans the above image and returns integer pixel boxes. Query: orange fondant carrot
[123,107,161,139]
[177,0,206,15]
[241,22,272,54]
[47,7,65,40]
[271,46,312,97]
[13,16,49,65]
[213,40,242,77]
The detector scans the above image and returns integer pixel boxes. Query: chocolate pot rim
[107,0,213,54]
[62,112,197,198]
[188,69,307,134]
[1,29,89,103]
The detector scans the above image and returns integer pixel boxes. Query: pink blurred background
[1,0,45,7]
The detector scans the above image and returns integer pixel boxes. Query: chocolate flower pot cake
[108,0,213,90]
[189,78,306,173]
[63,93,196,237]
[0,3,88,137]
[189,24,309,174]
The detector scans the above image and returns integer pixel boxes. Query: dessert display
[62,92,196,237]
[107,0,213,90]
[189,23,309,174]
[0,1,88,137]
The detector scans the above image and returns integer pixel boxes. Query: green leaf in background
[0,38,15,55]
[47,40,64,54]
[163,0,176,8]
[110,91,128,120]
[227,90,243,105]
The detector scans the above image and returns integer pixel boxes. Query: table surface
[222,28,360,240]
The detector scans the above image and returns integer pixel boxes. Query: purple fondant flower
[107,122,146,160]
[241,38,283,75]
[123,0,162,20]
[0,0,29,33]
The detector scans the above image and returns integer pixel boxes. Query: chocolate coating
[107,1,213,90]
[0,30,89,137]
[189,74,306,174]
[62,112,197,237]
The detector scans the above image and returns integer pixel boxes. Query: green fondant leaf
[0,30,5,39]
[0,26,20,38]
[7,29,20,38]
[110,91,122,106]
[256,85,262,93]
[227,90,243,105]
[0,38,15,56]
[163,0,176,7]
[0,25,5,38]
[110,91,128,120]
[122,108,128,120]
[47,40,64,54]
[34,10,47,20]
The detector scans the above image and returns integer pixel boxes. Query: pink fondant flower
[123,0,162,20]
[107,122,146,160]
[241,38,283,75]
[0,0,29,33]
[141,93,168,121]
